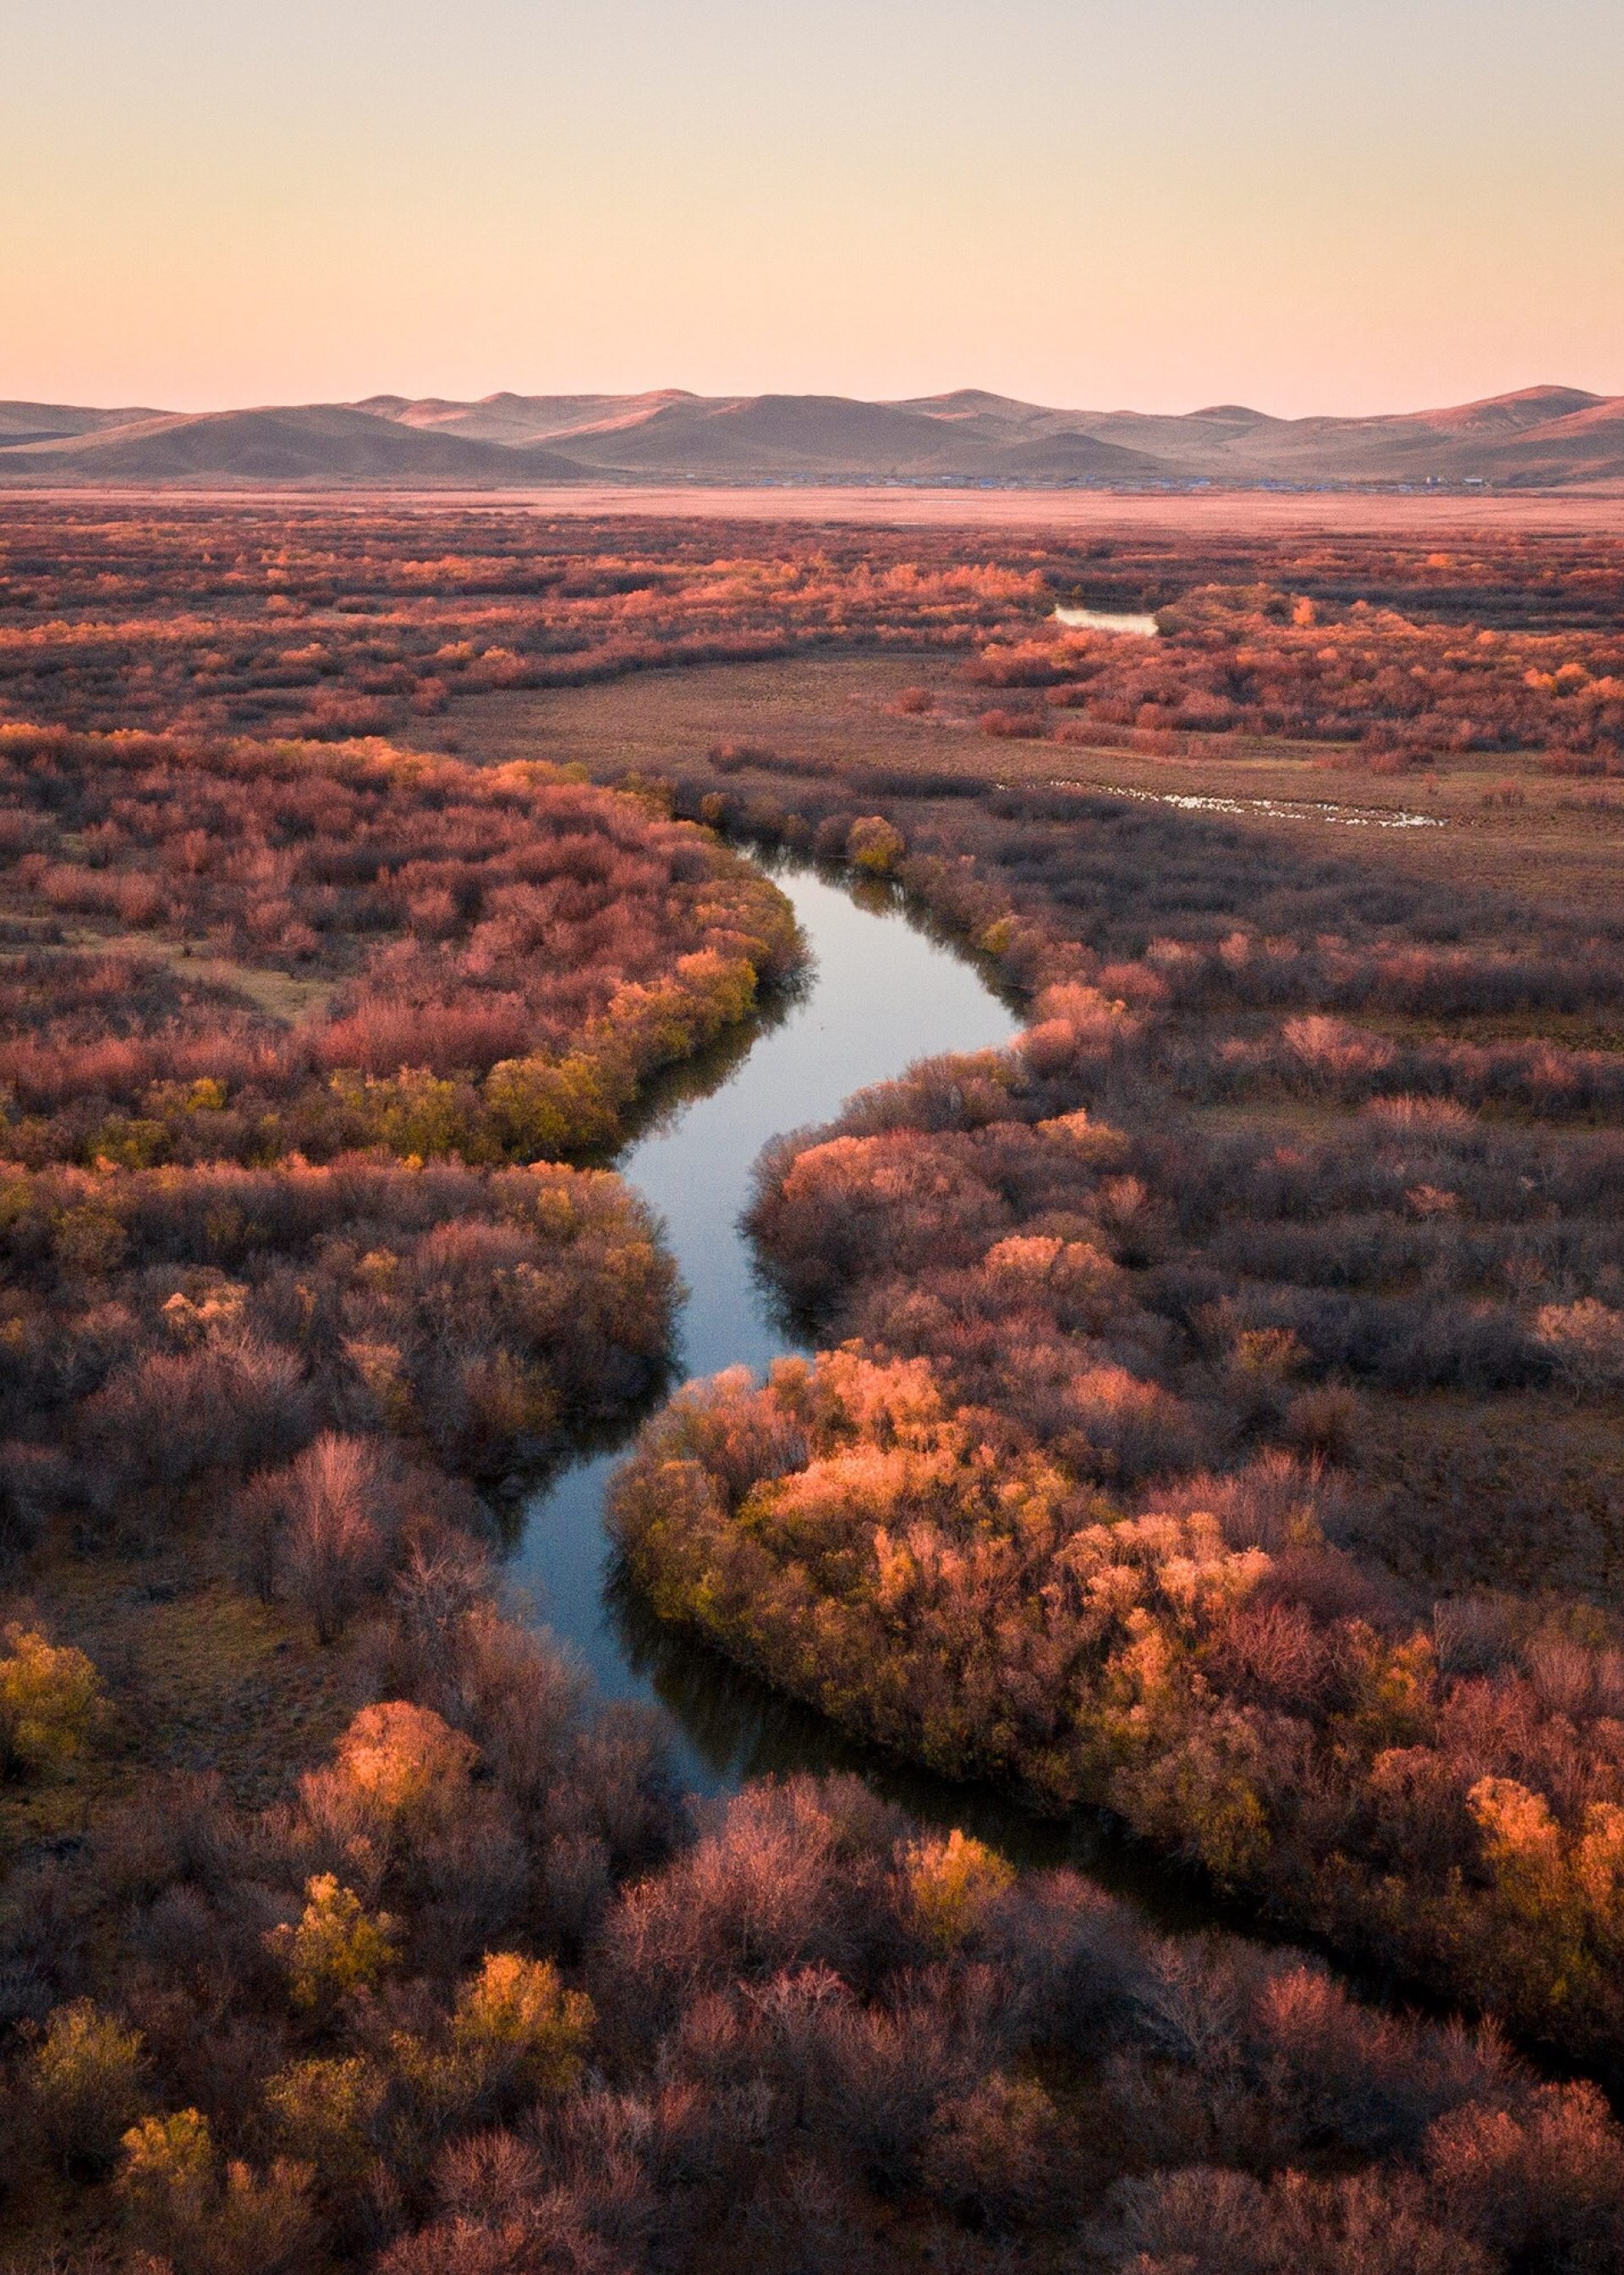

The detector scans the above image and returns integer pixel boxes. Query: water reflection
[603,1569,1215,1930]
[1089,780,1446,831]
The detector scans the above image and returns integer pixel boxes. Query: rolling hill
[1077,387,1624,483]
[0,385,1617,488]
[0,404,589,486]
[0,398,164,447]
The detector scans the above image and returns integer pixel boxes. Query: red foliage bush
[0,725,798,1172]
[617,960,1624,2067]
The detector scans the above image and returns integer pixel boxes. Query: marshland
[0,497,1622,2271]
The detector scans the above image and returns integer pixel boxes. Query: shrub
[118,2107,216,2252]
[1426,2080,1624,2271]
[919,2071,1063,2228]
[0,1625,102,1778]
[1107,2165,1491,2275]
[449,1952,594,2100]
[1533,1298,1624,1392]
[845,816,905,876]
[262,2054,388,2187]
[482,1050,620,1157]
[1284,1384,1360,1463]
[118,2106,320,2275]
[328,1699,480,1831]
[902,1830,1014,1950]
[267,1874,400,2014]
[279,1433,391,1643]
[28,1999,148,2171]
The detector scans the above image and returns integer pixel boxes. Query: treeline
[0,505,1048,740]
[970,585,1624,773]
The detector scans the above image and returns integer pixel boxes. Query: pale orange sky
[3,0,1621,416]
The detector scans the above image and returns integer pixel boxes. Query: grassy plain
[250,480,1624,530]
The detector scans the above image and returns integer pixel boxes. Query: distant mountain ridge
[1,384,1619,488]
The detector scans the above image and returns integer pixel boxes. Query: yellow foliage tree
[0,1624,102,1778]
[263,2054,387,2184]
[903,1829,1015,1950]
[483,1051,619,1158]
[1468,1778,1624,2014]
[118,2104,317,2272]
[118,2107,215,2232]
[846,815,905,876]
[267,1875,399,2013]
[450,1951,594,2097]
[330,1699,478,1827]
[29,2000,148,2169]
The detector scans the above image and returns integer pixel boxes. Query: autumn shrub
[902,1830,1015,1951]
[1425,2080,1624,2272]
[261,2052,388,2190]
[845,815,905,876]
[267,1874,400,2014]
[1105,2164,1491,2275]
[1533,1298,1624,1392]
[919,2071,1067,2228]
[118,2107,320,2275]
[272,1432,391,1641]
[26,2000,149,2172]
[447,1952,593,2104]
[0,1624,102,1778]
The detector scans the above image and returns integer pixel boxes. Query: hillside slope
[0,386,1616,487]
[0,404,588,486]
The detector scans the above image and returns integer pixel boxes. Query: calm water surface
[513,861,1213,1915]
[513,862,1016,1727]
[1053,604,1160,636]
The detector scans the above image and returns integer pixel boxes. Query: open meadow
[0,496,1623,2271]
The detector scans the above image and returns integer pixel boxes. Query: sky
[3,0,1621,417]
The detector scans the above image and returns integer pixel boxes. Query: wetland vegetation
[1,498,1622,2270]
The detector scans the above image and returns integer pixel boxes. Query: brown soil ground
[0,1530,359,1862]
[1352,1390,1624,1602]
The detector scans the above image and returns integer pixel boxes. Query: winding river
[513,860,1210,1918]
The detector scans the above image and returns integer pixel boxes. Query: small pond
[1052,604,1160,636]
